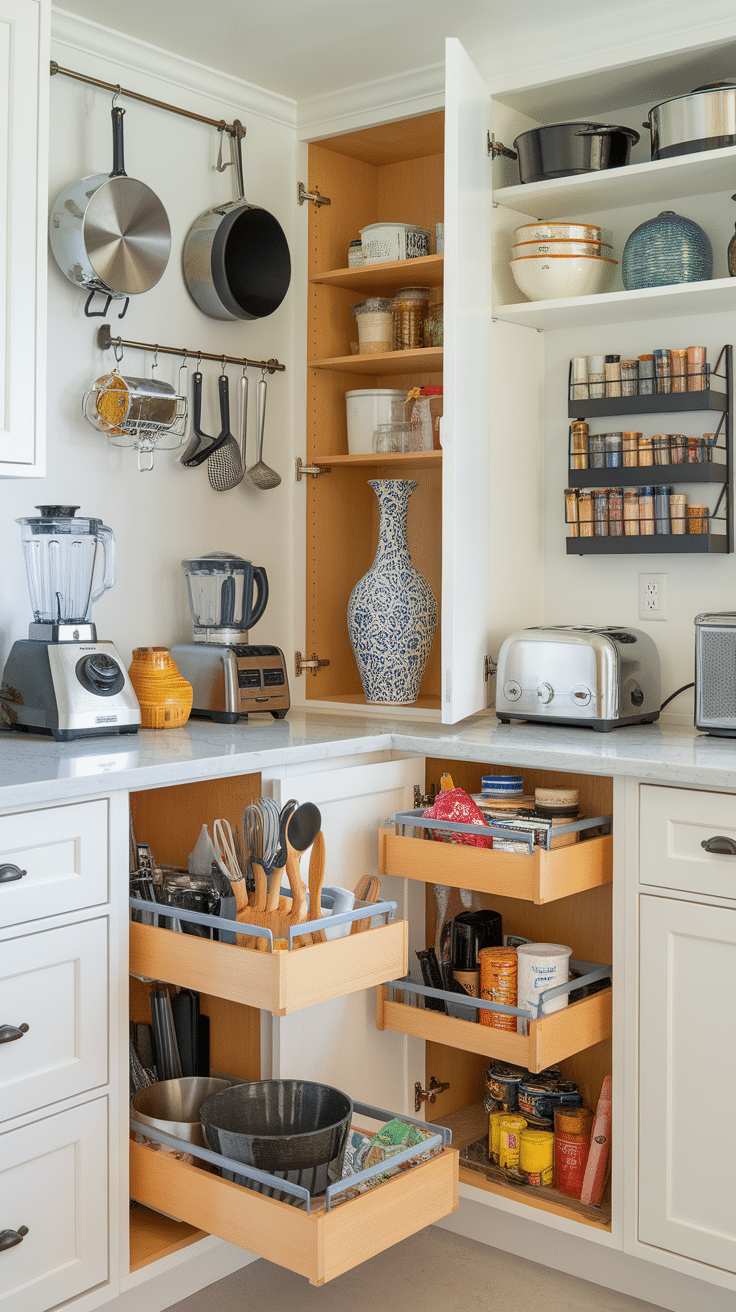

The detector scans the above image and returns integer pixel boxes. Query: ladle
[244,373,280,489]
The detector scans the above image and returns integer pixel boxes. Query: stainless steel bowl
[131,1077,231,1147]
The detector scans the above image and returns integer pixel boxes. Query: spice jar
[654,348,672,394]
[671,348,688,393]
[638,435,653,466]
[624,489,640,534]
[621,360,638,396]
[604,358,621,398]
[392,286,430,350]
[670,494,687,534]
[572,357,588,400]
[565,488,579,537]
[570,422,588,470]
[499,1115,528,1170]
[351,299,394,354]
[425,301,443,347]
[670,434,686,464]
[590,434,606,469]
[348,239,363,267]
[652,434,670,466]
[608,487,623,536]
[604,433,623,467]
[479,947,518,1031]
[622,432,640,467]
[593,490,609,536]
[687,504,709,534]
[554,1106,592,1198]
[686,437,699,463]
[577,492,594,537]
[687,345,706,391]
[520,1128,554,1186]
[639,486,654,535]
[587,354,605,399]
[654,486,671,534]
[638,354,654,396]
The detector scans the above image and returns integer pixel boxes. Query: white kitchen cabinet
[0,798,109,928]
[0,0,48,475]
[640,783,736,900]
[639,894,736,1273]
[0,1097,109,1312]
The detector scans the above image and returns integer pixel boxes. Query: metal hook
[113,336,124,364]
[221,355,228,376]
[242,360,248,376]
[151,347,159,375]
[196,352,202,371]
[215,126,232,174]
[112,86,122,110]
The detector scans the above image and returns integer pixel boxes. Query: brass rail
[97,326,285,374]
[50,61,245,137]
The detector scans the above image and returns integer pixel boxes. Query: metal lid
[182,551,251,572]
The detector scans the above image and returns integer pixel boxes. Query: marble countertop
[1,707,736,809]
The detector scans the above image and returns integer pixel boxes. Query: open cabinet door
[442,39,543,722]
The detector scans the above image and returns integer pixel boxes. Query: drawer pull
[0,1023,29,1044]
[0,864,26,884]
[701,835,736,856]
[0,1226,28,1251]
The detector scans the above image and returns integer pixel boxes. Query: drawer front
[0,1098,108,1312]
[0,920,108,1122]
[640,785,736,898]
[0,799,108,927]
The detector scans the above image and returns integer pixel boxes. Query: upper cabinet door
[442,39,542,722]
[0,0,47,475]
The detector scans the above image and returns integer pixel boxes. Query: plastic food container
[360,222,431,264]
[345,389,407,454]
[351,298,394,354]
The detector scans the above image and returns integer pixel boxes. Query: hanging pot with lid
[645,82,736,160]
[509,121,640,184]
[49,104,171,318]
[183,124,291,321]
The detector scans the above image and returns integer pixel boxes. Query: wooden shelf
[314,451,442,470]
[495,278,736,331]
[310,254,444,294]
[380,831,612,904]
[376,984,612,1074]
[308,347,443,375]
[440,1104,611,1232]
[129,1204,206,1272]
[130,917,407,1017]
[494,142,736,219]
[312,692,443,714]
[130,1134,458,1287]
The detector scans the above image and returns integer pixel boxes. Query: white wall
[0,12,300,675]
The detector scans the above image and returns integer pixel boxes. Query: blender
[0,506,140,740]
[171,551,289,722]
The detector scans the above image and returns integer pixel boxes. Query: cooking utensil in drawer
[307,830,326,944]
[284,804,321,942]
[150,991,183,1081]
[213,818,247,912]
[350,874,381,935]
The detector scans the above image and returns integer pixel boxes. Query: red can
[554,1105,592,1198]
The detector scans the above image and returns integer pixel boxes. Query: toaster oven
[695,613,736,736]
[495,625,661,731]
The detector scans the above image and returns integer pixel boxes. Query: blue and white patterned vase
[622,210,712,290]
[347,479,437,705]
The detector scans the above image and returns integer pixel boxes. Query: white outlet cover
[638,572,667,621]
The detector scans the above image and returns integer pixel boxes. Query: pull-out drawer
[130,914,408,1016]
[0,1098,108,1312]
[0,799,108,927]
[640,784,736,899]
[0,919,108,1122]
[130,1106,458,1286]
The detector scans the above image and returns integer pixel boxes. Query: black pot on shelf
[512,122,640,184]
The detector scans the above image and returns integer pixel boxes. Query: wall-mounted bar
[97,326,285,374]
[50,61,245,137]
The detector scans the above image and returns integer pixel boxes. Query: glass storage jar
[351,298,394,355]
[393,286,431,350]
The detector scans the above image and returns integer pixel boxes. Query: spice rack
[565,344,733,555]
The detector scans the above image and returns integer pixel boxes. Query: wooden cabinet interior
[418,760,613,1230]
[129,774,263,1272]
[306,112,444,710]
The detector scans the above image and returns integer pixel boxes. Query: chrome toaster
[695,613,736,736]
[495,625,661,731]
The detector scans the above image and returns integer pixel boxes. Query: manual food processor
[0,506,140,740]
[170,551,289,722]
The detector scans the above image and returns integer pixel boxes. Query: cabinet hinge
[295,651,330,677]
[414,783,437,810]
[415,1077,450,1113]
[297,182,331,208]
[486,131,517,163]
[295,457,330,481]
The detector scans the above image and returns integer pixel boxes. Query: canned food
[519,1128,554,1185]
[479,948,518,1030]
[485,1059,526,1111]
[499,1115,528,1169]
[488,1109,509,1164]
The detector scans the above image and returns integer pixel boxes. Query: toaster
[695,613,736,736]
[495,626,661,731]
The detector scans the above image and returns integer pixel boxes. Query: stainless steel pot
[507,121,639,184]
[183,124,291,321]
[49,106,171,318]
[646,82,736,160]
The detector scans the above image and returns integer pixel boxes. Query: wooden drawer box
[640,784,736,899]
[0,1098,108,1312]
[0,919,108,1122]
[376,982,612,1073]
[380,830,612,904]
[130,1132,458,1286]
[130,916,408,1016]
[0,799,108,927]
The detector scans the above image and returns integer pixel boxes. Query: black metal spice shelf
[568,389,728,420]
[567,535,729,555]
[567,464,728,489]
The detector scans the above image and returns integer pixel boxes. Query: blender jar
[182,552,269,642]
[17,505,116,624]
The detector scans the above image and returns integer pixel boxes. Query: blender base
[0,638,141,740]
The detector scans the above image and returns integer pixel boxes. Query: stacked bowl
[510,222,617,301]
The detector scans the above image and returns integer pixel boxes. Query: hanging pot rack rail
[97,326,285,373]
[50,61,245,137]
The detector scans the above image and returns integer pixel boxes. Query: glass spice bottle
[639,486,655,535]
[578,492,594,537]
[620,360,638,396]
[638,436,653,466]
[593,489,609,536]
[622,432,640,467]
[623,489,640,535]
[608,487,623,536]
[654,348,672,394]
[671,349,688,393]
[637,355,654,395]
[565,488,579,537]
[392,286,431,350]
[554,1106,593,1198]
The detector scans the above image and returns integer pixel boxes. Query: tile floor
[164,1229,668,1312]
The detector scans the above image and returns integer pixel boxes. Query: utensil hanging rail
[97,326,285,374]
[50,61,246,137]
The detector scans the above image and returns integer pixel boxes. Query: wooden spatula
[307,830,326,945]
[350,874,382,935]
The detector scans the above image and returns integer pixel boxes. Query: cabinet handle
[701,835,736,855]
[0,864,26,883]
[0,1226,28,1251]
[0,1023,29,1044]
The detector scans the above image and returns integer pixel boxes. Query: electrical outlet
[639,572,667,621]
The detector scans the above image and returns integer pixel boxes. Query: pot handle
[574,125,640,144]
[229,122,247,201]
[111,106,127,178]
[248,567,269,629]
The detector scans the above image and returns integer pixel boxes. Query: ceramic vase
[622,210,712,290]
[347,479,437,704]
[128,647,193,729]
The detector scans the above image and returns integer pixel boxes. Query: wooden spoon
[350,874,382,935]
[284,803,321,944]
[307,830,327,945]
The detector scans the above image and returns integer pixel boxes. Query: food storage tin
[360,222,431,264]
[499,1115,528,1169]
[519,1128,554,1185]
[479,948,518,1031]
[516,943,572,1036]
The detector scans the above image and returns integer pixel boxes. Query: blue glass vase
[347,479,437,705]
[622,210,712,290]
